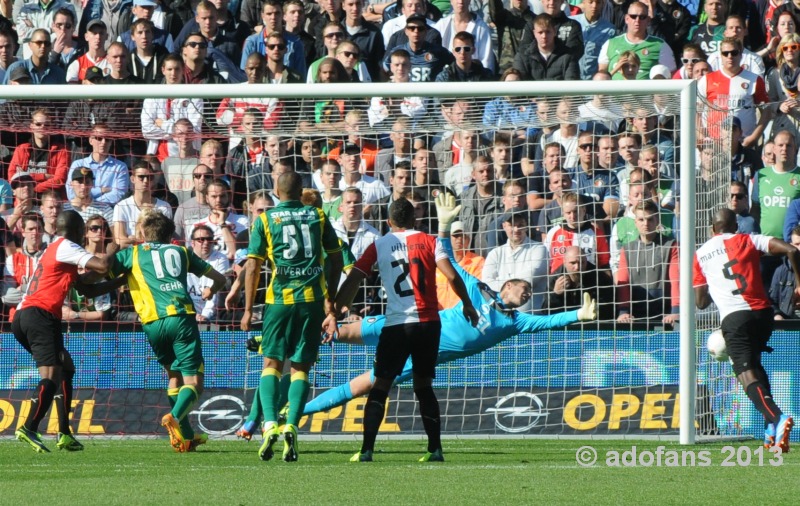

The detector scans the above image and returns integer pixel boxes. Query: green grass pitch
[1,438,799,505]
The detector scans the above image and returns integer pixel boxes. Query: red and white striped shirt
[698,68,768,138]
[354,230,446,326]
[693,233,771,321]
[66,53,111,83]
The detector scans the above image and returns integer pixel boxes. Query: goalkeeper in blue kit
[237,195,596,436]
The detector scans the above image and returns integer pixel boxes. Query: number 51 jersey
[354,230,448,327]
[693,233,771,321]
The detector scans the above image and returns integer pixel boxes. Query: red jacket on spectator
[7,143,69,194]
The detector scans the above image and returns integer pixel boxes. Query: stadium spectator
[609,49,641,80]
[161,118,200,203]
[458,156,501,249]
[308,0,345,58]
[62,215,114,322]
[283,0,315,66]
[527,142,564,210]
[3,175,38,234]
[536,167,575,237]
[128,19,170,84]
[300,138,326,185]
[766,34,800,142]
[544,191,611,273]
[374,118,414,183]
[181,32,228,84]
[118,0,177,53]
[484,178,533,250]
[66,124,129,206]
[341,0,384,80]
[320,159,344,220]
[489,134,515,183]
[368,49,430,126]
[141,54,204,161]
[598,1,676,79]
[513,14,579,81]
[199,139,227,180]
[688,0,726,55]
[726,118,760,184]
[3,29,66,84]
[436,31,494,83]
[707,15,765,75]
[337,142,390,205]
[578,73,625,135]
[335,40,371,82]
[0,28,17,83]
[692,59,711,79]
[646,0,691,59]
[770,224,800,320]
[332,187,381,260]
[63,168,114,224]
[382,14,453,81]
[537,0,584,57]
[113,161,174,248]
[66,20,109,83]
[638,144,674,209]
[433,0,495,72]
[240,0,306,77]
[630,105,675,176]
[174,0,250,66]
[173,164,213,243]
[190,179,248,261]
[7,109,68,195]
[571,130,620,221]
[102,42,142,84]
[46,9,80,71]
[365,163,413,233]
[482,211,548,311]
[3,213,45,317]
[616,200,679,323]
[545,245,615,320]
[441,131,482,196]
[616,133,641,195]
[187,223,230,323]
[15,0,76,51]
[435,220,484,309]
[729,180,759,234]
[383,0,442,52]
[482,68,537,138]
[488,0,535,73]
[227,117,272,195]
[39,190,60,245]
[610,181,673,273]
[674,43,707,79]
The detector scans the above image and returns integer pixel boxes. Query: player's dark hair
[501,279,531,292]
[141,212,175,243]
[389,198,415,229]
[278,172,303,199]
[56,210,86,243]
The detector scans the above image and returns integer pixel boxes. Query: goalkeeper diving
[237,194,597,437]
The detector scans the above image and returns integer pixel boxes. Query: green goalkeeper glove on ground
[435,192,461,233]
[577,293,597,321]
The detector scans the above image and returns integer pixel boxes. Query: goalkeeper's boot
[56,432,84,451]
[764,423,776,449]
[258,424,280,461]
[161,413,189,453]
[350,450,373,462]
[773,415,794,454]
[236,420,257,441]
[418,449,444,462]
[15,426,50,453]
[187,433,208,452]
[282,424,298,462]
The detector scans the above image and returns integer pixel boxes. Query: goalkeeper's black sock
[55,369,75,434]
[746,381,782,425]
[25,379,57,432]
[361,388,388,453]
[415,386,442,453]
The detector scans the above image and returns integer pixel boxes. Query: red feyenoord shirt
[19,237,94,318]
[698,68,768,138]
[693,233,771,321]
[354,230,447,326]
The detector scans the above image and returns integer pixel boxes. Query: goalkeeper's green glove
[577,293,597,321]
[435,192,461,233]
[246,335,262,353]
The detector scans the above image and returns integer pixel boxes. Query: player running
[694,208,799,453]
[110,211,227,452]
[13,210,122,453]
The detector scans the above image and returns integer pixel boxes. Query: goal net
[0,81,743,443]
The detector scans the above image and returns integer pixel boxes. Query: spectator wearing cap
[62,167,114,224]
[513,14,579,81]
[338,141,390,205]
[6,65,32,85]
[174,0,251,67]
[433,0,496,72]
[240,0,306,78]
[3,173,38,231]
[66,19,110,83]
[7,109,69,197]
[381,14,453,82]
[482,211,548,311]
[67,123,129,205]
[382,0,442,52]
[435,220,485,309]
[436,31,494,83]
[0,28,18,83]
[118,0,177,53]
[15,0,76,50]
[3,29,67,84]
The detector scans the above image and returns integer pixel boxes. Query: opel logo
[190,395,247,435]
[486,392,548,433]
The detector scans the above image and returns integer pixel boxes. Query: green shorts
[260,301,324,364]
[142,314,204,376]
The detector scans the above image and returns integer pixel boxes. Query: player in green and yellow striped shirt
[111,212,227,452]
[241,173,343,462]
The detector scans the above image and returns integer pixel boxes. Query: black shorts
[373,321,441,381]
[720,308,774,375]
[12,307,64,368]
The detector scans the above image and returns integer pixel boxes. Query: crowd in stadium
[0,0,796,325]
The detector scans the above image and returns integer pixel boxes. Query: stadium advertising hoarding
[0,330,798,438]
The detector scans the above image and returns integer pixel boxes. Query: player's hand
[463,303,480,327]
[240,309,252,331]
[225,290,241,310]
[617,313,632,323]
[663,313,679,325]
[435,192,461,233]
[321,313,339,344]
[201,287,214,301]
[577,293,597,321]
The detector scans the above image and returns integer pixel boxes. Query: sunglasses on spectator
[730,193,747,199]
[579,143,595,150]
[720,49,741,57]
[193,236,215,242]
[324,32,344,38]
[267,43,286,50]
[88,225,104,232]
[339,50,358,58]
[681,57,701,64]
[30,40,51,46]
[185,41,208,49]
[783,43,800,52]
[136,174,153,181]
[193,173,213,179]
[627,13,648,19]
[454,46,473,53]
[406,25,425,31]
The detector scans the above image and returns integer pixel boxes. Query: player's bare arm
[201,267,228,301]
[73,275,128,298]
[695,285,712,309]
[322,268,367,342]
[240,257,263,331]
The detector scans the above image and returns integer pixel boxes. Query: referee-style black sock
[746,381,782,425]
[415,386,442,453]
[361,388,389,453]
[55,370,75,435]
[25,379,57,432]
